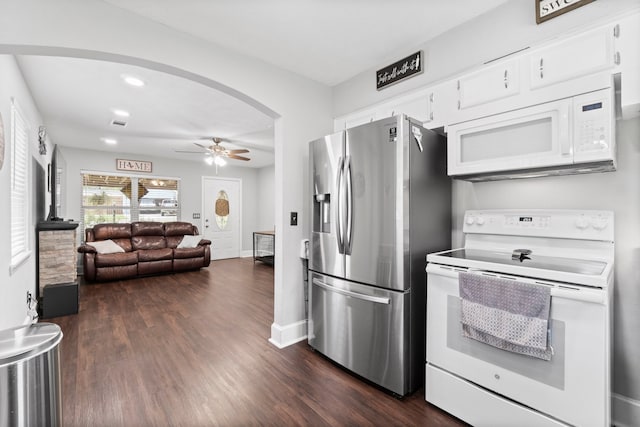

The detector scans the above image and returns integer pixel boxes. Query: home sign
[376,51,423,90]
[116,158,152,173]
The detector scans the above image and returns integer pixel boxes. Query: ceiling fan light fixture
[204,156,214,165]
[121,74,145,87]
[112,109,130,117]
[214,156,227,166]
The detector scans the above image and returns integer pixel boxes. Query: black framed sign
[376,51,423,90]
[536,0,596,24]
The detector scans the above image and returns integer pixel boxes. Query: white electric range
[425,210,613,427]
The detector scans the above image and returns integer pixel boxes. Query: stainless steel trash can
[0,323,63,427]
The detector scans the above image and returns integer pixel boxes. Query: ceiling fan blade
[228,149,249,154]
[194,142,212,150]
[227,154,250,161]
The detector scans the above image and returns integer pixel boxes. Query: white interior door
[203,177,241,260]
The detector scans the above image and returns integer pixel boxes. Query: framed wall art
[536,0,596,24]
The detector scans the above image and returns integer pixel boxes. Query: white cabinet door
[457,60,520,110]
[334,109,377,131]
[344,110,377,129]
[615,13,640,119]
[384,94,429,122]
[530,26,614,90]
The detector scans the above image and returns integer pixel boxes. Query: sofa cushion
[166,236,182,249]
[132,221,165,236]
[87,239,125,254]
[173,246,205,259]
[132,236,167,251]
[137,248,173,262]
[92,223,132,240]
[164,222,197,236]
[95,251,138,267]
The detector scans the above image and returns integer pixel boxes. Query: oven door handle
[550,288,606,304]
[426,264,606,305]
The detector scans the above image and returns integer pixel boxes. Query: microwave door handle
[336,156,345,254]
[559,104,572,156]
[344,155,353,255]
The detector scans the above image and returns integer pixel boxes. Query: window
[80,173,180,241]
[10,100,30,270]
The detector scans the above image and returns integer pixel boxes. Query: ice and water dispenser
[313,193,331,233]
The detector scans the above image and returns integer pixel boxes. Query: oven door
[425,264,610,427]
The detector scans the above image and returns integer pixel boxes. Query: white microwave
[447,88,616,181]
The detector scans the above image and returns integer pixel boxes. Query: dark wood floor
[48,258,466,426]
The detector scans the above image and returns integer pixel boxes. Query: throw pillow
[178,235,202,249]
[88,239,125,254]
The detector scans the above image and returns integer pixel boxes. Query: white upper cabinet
[457,60,520,110]
[529,26,614,90]
[335,109,377,131]
[381,94,429,123]
[336,12,639,133]
[615,13,640,119]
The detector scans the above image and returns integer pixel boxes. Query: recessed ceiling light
[121,75,145,87]
[112,109,130,117]
[102,138,117,145]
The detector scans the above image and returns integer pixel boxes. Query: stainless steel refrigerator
[308,115,451,396]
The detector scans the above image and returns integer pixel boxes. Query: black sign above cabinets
[376,51,423,90]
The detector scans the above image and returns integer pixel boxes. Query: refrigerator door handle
[344,155,353,255]
[312,278,391,304]
[336,156,345,254]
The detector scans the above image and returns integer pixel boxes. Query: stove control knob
[465,216,475,225]
[592,216,609,230]
[575,216,590,230]
[476,216,485,225]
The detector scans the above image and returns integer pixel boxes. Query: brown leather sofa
[77,221,211,282]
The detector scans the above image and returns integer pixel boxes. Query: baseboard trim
[269,320,307,349]
[240,250,253,258]
[613,393,640,427]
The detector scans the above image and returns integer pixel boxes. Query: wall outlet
[290,212,298,226]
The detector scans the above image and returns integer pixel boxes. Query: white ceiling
[15,1,509,168]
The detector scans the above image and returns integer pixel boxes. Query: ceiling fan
[175,137,251,166]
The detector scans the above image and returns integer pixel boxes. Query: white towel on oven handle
[459,271,553,361]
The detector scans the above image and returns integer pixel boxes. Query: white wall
[0,0,333,348]
[0,55,53,330]
[257,165,275,231]
[331,0,640,419]
[61,146,263,252]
